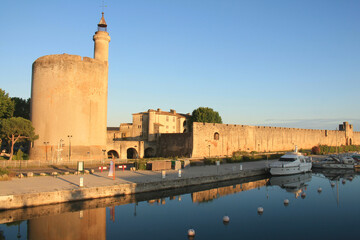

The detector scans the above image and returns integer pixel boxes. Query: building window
[325,130,328,137]
[122,133,126,138]
[173,117,175,122]
[166,116,169,121]
[166,126,169,129]
[173,126,175,129]
[138,125,142,129]
[140,115,143,121]
[214,132,220,140]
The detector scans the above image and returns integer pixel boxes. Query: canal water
[1,169,360,240]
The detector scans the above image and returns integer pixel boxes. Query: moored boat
[312,154,357,169]
[269,150,312,176]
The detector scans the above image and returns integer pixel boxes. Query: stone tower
[29,13,110,161]
[94,12,111,62]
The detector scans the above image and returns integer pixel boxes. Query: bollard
[178,169,182,178]
[80,176,84,187]
[162,170,166,179]
[240,164,243,171]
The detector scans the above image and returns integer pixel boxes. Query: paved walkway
[0,160,272,197]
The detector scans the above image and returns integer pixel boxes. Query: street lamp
[102,149,106,164]
[43,142,49,162]
[57,139,64,163]
[68,135,72,162]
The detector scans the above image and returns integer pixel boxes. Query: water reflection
[28,208,106,240]
[1,171,360,239]
[269,172,312,198]
[191,179,268,203]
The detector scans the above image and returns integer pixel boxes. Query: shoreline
[0,161,271,211]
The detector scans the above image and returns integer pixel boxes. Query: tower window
[214,132,220,140]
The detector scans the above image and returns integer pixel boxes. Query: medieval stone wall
[192,122,357,158]
[30,54,108,161]
[157,133,193,158]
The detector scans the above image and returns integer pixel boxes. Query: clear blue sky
[1,0,359,130]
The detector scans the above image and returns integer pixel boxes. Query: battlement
[33,54,107,66]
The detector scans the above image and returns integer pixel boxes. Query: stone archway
[127,148,138,159]
[107,150,119,159]
[144,147,155,158]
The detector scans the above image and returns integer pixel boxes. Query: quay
[0,160,271,210]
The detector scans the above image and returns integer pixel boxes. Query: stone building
[106,109,191,159]
[30,13,110,161]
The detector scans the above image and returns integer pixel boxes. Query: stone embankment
[0,161,271,210]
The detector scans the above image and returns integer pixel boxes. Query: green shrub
[311,146,321,155]
[0,167,9,176]
[203,158,223,165]
[134,159,147,170]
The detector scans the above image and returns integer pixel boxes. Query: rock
[64,172,70,175]
[51,172,58,176]
[130,167,136,171]
[18,173,24,178]
[90,169,95,174]
[39,173,46,176]
[26,172,34,177]
[84,170,90,174]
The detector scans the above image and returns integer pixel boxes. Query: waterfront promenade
[0,160,272,210]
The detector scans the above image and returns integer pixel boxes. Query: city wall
[157,133,193,157]
[192,122,359,158]
[30,54,108,161]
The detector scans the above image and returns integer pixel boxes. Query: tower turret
[93,12,111,62]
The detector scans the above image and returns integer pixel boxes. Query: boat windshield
[279,157,297,162]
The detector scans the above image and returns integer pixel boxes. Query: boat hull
[312,163,354,169]
[270,164,312,176]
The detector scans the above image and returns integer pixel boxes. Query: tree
[0,117,38,160]
[190,107,222,130]
[12,97,30,120]
[0,89,15,119]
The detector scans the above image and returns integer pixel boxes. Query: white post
[178,169,182,178]
[79,176,84,187]
[240,164,243,171]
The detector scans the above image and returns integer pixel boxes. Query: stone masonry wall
[157,133,193,157]
[30,54,108,161]
[192,122,356,158]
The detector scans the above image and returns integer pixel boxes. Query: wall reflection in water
[27,208,106,240]
[191,179,269,203]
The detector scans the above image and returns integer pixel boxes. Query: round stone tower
[94,12,111,62]
[30,13,110,161]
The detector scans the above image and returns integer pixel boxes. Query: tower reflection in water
[27,208,106,240]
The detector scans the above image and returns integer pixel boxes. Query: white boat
[269,151,312,176]
[312,155,356,169]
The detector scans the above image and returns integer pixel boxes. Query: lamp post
[68,135,72,162]
[102,149,106,164]
[208,145,211,158]
[57,139,64,163]
[43,142,49,162]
